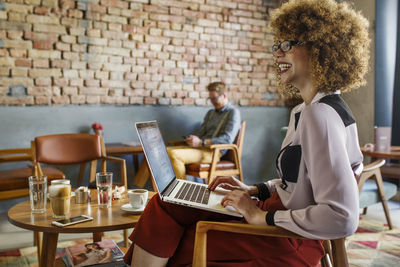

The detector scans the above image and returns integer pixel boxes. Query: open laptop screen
[135,121,176,193]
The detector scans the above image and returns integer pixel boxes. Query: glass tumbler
[28,176,47,213]
[96,172,113,208]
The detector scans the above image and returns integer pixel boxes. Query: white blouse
[266,91,363,239]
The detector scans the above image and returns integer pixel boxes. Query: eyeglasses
[272,40,304,56]
[208,95,221,102]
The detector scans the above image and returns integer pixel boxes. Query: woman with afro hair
[124,0,370,266]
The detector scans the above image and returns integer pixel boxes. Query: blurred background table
[105,142,142,171]
[361,146,400,201]
[105,142,152,189]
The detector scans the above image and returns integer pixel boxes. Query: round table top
[105,142,143,155]
[8,190,155,234]
[360,146,400,160]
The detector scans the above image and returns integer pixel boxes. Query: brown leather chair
[33,133,127,188]
[185,121,246,184]
[32,133,129,257]
[0,148,64,201]
[192,221,348,267]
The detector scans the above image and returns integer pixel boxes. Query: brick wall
[0,0,282,106]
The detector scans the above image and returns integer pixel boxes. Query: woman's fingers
[208,176,235,190]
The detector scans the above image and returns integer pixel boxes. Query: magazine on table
[63,239,126,267]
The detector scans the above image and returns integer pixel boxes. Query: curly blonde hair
[270,0,370,97]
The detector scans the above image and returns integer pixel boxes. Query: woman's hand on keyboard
[208,176,256,196]
[221,190,266,224]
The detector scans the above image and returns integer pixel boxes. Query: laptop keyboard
[175,183,210,205]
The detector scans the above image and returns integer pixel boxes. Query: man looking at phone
[167,82,241,180]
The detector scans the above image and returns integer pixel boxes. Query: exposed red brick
[54,78,68,86]
[35,96,51,105]
[0,0,281,107]
[101,0,129,9]
[14,59,31,67]
[88,4,106,13]
[60,0,75,9]
[10,49,27,58]
[34,7,51,15]
[33,41,54,50]
[144,97,156,105]
[52,95,70,105]
[33,59,49,68]
[35,77,52,86]
[25,32,58,42]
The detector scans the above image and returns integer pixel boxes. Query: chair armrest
[167,140,187,146]
[193,221,304,267]
[209,144,238,150]
[195,221,304,239]
[193,221,348,267]
[103,155,125,163]
[101,156,127,187]
[0,148,31,163]
[363,159,385,172]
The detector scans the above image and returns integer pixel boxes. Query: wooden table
[361,146,400,200]
[7,190,155,267]
[105,142,152,189]
[105,142,143,173]
[360,146,400,160]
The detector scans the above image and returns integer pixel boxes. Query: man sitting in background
[167,82,241,180]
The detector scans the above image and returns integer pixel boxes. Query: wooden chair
[0,148,64,201]
[358,159,397,229]
[32,133,129,257]
[193,221,348,267]
[185,121,246,184]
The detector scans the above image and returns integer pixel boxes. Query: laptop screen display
[135,121,176,193]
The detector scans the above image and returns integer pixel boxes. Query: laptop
[135,121,242,217]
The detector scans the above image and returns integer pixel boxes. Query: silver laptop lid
[135,121,176,194]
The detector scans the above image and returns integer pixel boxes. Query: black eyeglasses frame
[272,40,304,55]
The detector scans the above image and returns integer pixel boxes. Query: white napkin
[112,186,126,199]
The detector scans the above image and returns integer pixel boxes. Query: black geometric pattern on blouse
[319,94,356,127]
[276,143,302,184]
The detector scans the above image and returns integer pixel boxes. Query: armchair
[358,159,397,229]
[193,221,348,267]
[0,148,64,201]
[185,121,246,184]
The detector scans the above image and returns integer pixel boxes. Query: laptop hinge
[162,179,179,197]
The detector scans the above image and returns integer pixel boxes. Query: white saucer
[121,203,145,214]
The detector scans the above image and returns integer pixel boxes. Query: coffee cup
[49,179,71,219]
[128,189,148,209]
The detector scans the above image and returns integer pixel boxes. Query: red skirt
[123,192,324,266]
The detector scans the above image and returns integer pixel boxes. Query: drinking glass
[96,172,113,208]
[28,176,47,213]
[49,179,71,219]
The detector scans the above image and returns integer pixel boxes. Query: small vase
[95,130,103,136]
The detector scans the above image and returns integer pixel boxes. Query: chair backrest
[222,121,246,161]
[34,134,103,165]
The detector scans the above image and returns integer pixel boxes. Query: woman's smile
[278,62,292,74]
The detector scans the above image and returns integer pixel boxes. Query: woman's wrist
[247,185,259,196]
[247,209,268,225]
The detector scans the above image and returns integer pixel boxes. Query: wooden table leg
[40,232,58,267]
[93,232,103,242]
[133,154,139,172]
[132,160,150,188]
[34,231,42,266]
